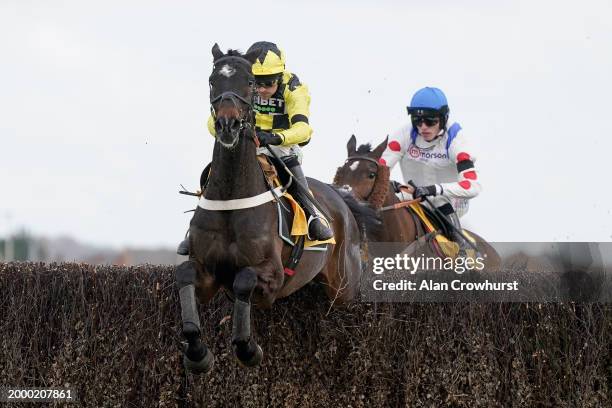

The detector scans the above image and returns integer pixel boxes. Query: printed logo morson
[408,144,448,160]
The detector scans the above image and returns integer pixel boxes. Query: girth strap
[198,184,287,211]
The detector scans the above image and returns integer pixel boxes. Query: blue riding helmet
[407,87,450,128]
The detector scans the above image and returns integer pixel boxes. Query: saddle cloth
[407,202,477,259]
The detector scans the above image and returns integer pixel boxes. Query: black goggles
[411,115,440,127]
[255,79,278,88]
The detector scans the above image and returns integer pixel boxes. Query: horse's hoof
[183,347,215,374]
[237,344,263,367]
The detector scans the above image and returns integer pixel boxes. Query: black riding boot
[177,235,190,255]
[287,163,333,241]
[435,202,470,255]
[446,210,471,255]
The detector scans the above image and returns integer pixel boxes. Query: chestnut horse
[333,135,500,264]
[175,46,377,374]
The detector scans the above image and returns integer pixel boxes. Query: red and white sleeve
[440,133,482,199]
[380,125,411,168]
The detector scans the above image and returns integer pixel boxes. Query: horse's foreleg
[231,267,263,367]
[176,260,215,374]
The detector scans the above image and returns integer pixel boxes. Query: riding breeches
[427,196,469,218]
[257,144,303,164]
[395,189,469,218]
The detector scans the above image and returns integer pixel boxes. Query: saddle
[392,182,476,259]
[259,155,336,275]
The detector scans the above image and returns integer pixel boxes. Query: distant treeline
[0,233,175,265]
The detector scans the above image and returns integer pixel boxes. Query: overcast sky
[1,0,611,248]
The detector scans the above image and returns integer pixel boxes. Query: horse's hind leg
[176,260,215,374]
[231,267,263,367]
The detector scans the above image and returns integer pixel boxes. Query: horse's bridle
[346,156,380,167]
[209,55,257,137]
[344,155,418,212]
[344,155,381,202]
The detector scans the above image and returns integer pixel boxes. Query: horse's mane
[331,186,382,240]
[356,144,372,154]
[226,49,244,57]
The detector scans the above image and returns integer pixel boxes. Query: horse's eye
[368,172,376,179]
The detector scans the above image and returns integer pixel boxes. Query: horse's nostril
[214,119,224,132]
[215,116,240,133]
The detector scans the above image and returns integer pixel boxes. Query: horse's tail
[330,185,382,240]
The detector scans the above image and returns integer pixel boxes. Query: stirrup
[453,233,481,260]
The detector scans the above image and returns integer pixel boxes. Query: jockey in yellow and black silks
[207,41,313,149]
[206,41,332,242]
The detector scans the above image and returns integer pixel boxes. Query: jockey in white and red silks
[380,87,480,252]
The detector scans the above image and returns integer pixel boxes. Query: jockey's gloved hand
[413,184,442,200]
[258,132,283,147]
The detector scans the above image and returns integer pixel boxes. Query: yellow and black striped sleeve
[207,115,216,136]
[277,76,313,146]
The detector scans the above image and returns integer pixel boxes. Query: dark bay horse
[175,45,377,374]
[333,135,500,264]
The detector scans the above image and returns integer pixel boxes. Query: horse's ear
[371,136,389,159]
[347,134,357,156]
[244,48,260,64]
[212,43,224,61]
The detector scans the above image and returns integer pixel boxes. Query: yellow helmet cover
[248,41,286,76]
